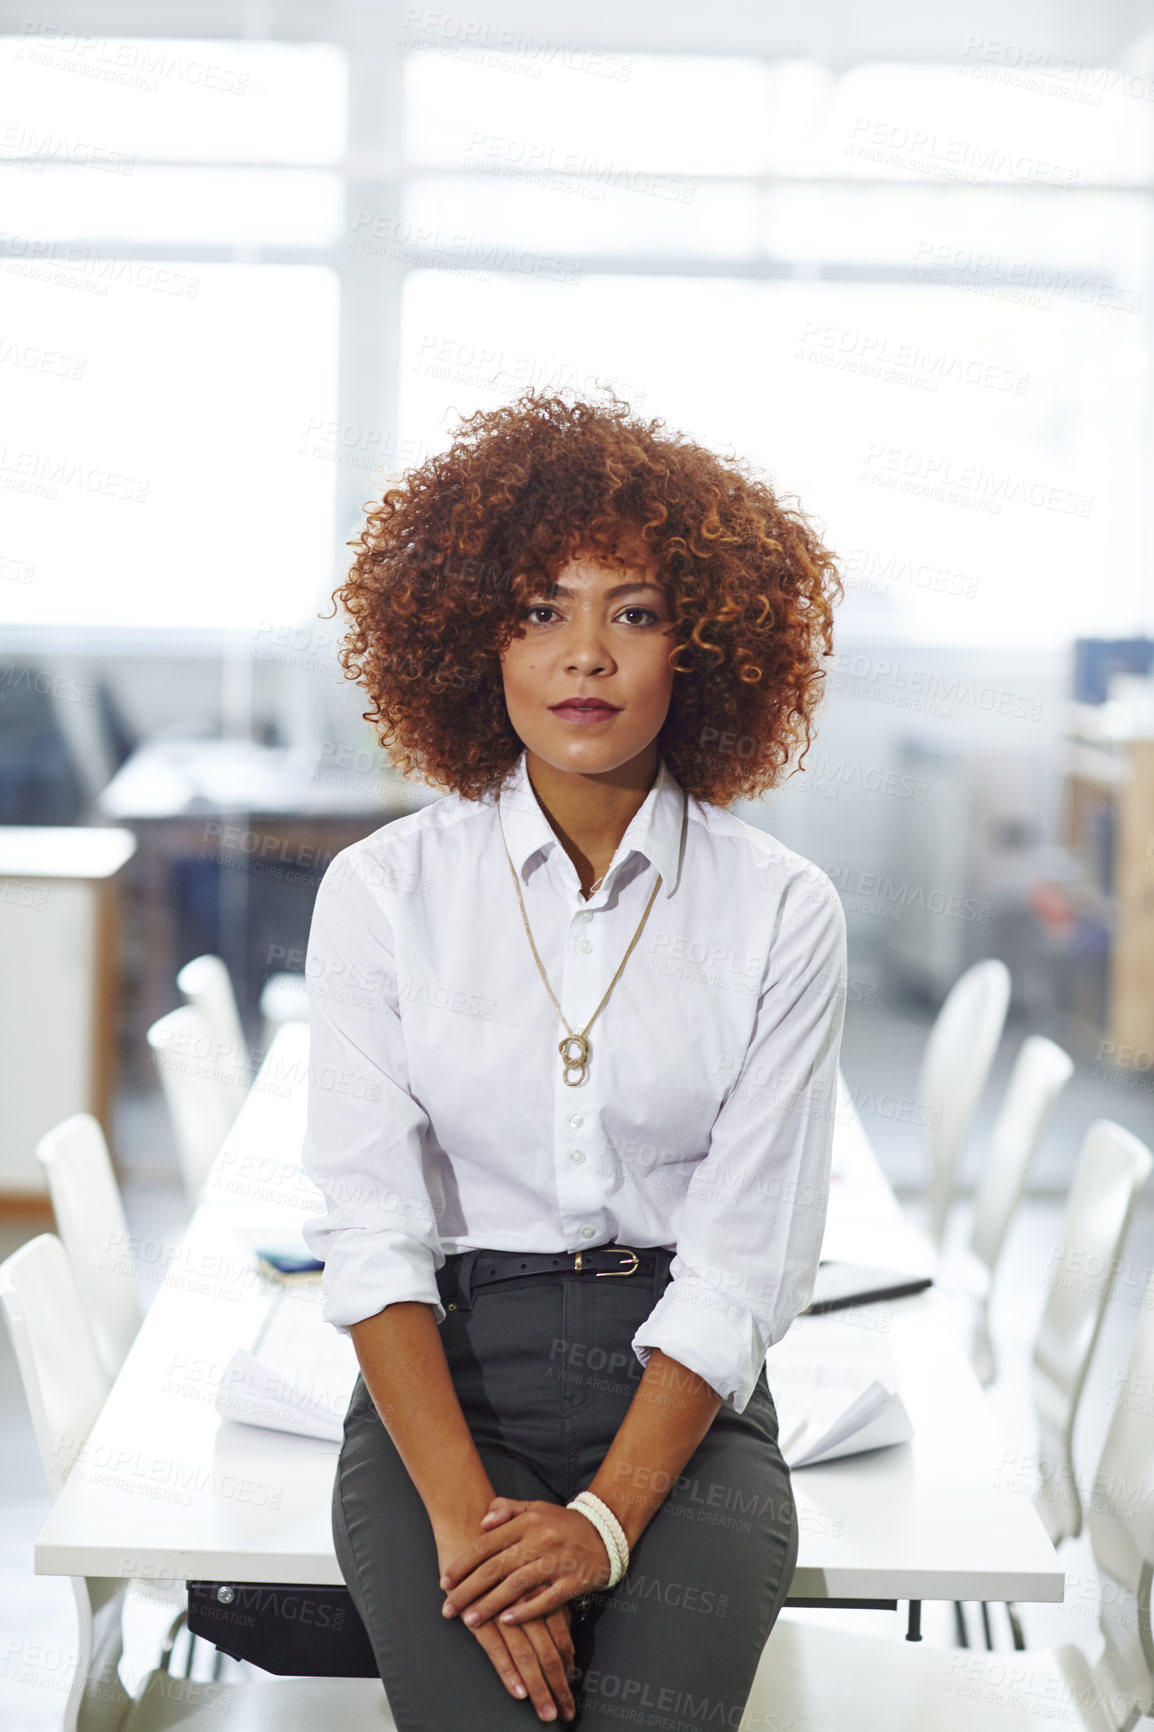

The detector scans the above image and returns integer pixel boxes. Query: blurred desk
[0,826,135,1201]
[97,737,439,1049]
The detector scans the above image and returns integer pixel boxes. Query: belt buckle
[572,1248,640,1277]
[597,1249,640,1278]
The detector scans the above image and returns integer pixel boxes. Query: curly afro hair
[330,385,842,806]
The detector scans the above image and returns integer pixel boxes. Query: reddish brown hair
[330,386,842,805]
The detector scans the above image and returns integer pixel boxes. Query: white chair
[0,1233,395,1731]
[147,1004,250,1201]
[972,1115,1151,1648]
[741,1256,1154,1732]
[962,1035,1076,1386]
[177,954,253,1086]
[36,1112,144,1383]
[921,959,1012,1244]
[259,970,309,1053]
[1032,1118,1153,1545]
[180,949,308,1069]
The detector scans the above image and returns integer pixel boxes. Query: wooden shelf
[1062,738,1154,1056]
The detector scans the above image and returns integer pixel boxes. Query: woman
[300,386,848,1729]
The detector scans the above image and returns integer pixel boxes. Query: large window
[0,37,343,630]
[1,30,1149,643]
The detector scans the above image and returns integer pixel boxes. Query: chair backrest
[0,1235,133,1732]
[919,958,1012,1243]
[259,970,309,1050]
[1080,1262,1154,1727]
[35,1113,143,1383]
[969,1035,1075,1279]
[176,953,253,1086]
[147,1002,249,1200]
[1032,1119,1153,1545]
[0,1234,109,1498]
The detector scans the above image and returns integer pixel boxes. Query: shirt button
[569,1114,583,1128]
[569,1149,585,1164]
[578,939,592,954]
[578,1225,596,1240]
[580,911,593,923]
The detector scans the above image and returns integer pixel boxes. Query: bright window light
[0,264,338,630]
[0,36,347,162]
[405,51,771,175]
[0,165,343,246]
[401,173,757,260]
[399,269,1143,648]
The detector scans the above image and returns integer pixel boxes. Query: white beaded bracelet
[566,1490,629,1589]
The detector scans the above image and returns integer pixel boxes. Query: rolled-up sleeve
[299,848,445,1332]
[632,867,847,1412]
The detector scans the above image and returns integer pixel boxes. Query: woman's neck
[524,747,659,898]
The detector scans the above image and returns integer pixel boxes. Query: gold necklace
[496,787,662,1086]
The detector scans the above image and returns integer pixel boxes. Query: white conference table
[36,1022,1064,1617]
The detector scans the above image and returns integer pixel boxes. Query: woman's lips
[549,703,621,724]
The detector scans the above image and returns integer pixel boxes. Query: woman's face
[499,530,677,778]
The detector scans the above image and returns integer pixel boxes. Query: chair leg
[159,1609,190,1679]
[972,1303,996,1387]
[953,1600,969,1646]
[905,1601,922,1642]
[67,1578,132,1732]
[980,1601,994,1649]
[1006,1602,1026,1650]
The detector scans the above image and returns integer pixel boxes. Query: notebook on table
[802,1260,933,1316]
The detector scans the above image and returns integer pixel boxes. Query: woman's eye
[521,605,659,626]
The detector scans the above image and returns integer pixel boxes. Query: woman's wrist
[427,1472,495,1542]
[583,1348,725,1554]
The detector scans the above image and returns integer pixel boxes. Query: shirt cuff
[301,1221,446,1332]
[631,1283,771,1414]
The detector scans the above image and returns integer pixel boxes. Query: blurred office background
[3,0,1154,1712]
[2,0,1152,1194]
[2,8,1153,1207]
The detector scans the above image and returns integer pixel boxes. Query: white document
[214,1287,360,1443]
[766,1313,914,1469]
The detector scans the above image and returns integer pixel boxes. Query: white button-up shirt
[300,745,847,1412]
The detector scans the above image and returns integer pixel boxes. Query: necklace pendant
[559,1032,589,1086]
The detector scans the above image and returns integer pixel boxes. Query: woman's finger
[545,1605,575,1675]
[443,1542,532,1615]
[477,1619,561,1723]
[469,1619,530,1705]
[459,1559,558,1627]
[503,1618,575,1723]
[497,1576,579,1626]
[481,1495,526,1529]
[440,1515,528,1588]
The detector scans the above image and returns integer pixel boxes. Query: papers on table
[214,1287,360,1444]
[777,1379,913,1469]
[766,1313,914,1469]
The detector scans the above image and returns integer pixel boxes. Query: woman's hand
[466,1599,575,1723]
[440,1495,613,1627]
[435,1515,576,1722]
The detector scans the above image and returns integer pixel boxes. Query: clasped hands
[441,1494,615,1628]
[437,1495,616,1724]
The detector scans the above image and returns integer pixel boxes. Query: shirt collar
[492,746,685,900]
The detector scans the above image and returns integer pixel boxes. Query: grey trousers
[333,1255,798,1730]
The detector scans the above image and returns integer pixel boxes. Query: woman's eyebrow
[540,580,665,600]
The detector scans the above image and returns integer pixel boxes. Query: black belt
[436,1244,673,1311]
